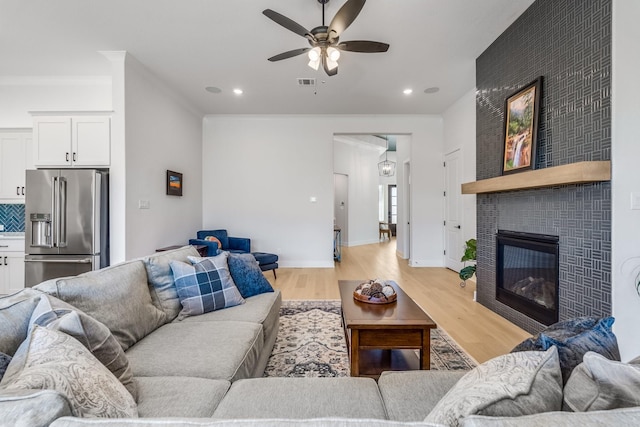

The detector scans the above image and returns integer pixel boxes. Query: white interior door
[333,173,348,245]
[403,161,411,261]
[444,150,463,271]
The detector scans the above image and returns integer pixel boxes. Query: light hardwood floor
[266,238,531,363]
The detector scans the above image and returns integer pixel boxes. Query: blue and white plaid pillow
[169,252,244,319]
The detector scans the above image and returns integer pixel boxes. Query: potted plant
[459,238,477,287]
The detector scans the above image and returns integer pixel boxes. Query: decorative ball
[382,286,394,297]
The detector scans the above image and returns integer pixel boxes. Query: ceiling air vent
[297,78,316,87]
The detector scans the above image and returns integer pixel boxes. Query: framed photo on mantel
[502,77,542,175]
[166,170,183,196]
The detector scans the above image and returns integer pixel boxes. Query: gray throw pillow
[563,351,640,411]
[0,326,138,418]
[29,294,137,400]
[34,260,166,351]
[143,245,200,322]
[170,252,244,319]
[425,347,563,427]
[0,288,45,356]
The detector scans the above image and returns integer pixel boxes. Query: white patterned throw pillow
[425,347,562,427]
[0,326,138,418]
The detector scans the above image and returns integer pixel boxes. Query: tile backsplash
[0,204,25,232]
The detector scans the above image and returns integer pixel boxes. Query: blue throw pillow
[188,253,273,299]
[170,252,244,319]
[512,316,620,384]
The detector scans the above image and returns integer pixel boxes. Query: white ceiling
[0,0,534,116]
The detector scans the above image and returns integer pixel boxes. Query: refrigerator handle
[58,177,67,248]
[51,176,58,248]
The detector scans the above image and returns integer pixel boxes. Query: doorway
[333,173,348,246]
[444,149,463,272]
[387,184,397,236]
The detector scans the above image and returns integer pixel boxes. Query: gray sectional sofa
[0,245,639,427]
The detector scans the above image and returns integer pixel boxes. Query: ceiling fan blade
[322,55,338,76]
[263,9,313,39]
[327,0,366,39]
[337,40,389,53]
[268,48,311,62]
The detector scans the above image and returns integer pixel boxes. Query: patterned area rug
[264,300,476,377]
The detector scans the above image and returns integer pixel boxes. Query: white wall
[443,88,477,246]
[203,115,443,268]
[121,56,203,260]
[0,77,112,128]
[333,138,382,246]
[611,0,640,361]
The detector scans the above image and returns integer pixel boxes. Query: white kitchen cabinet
[33,114,110,168]
[0,130,32,201]
[0,238,25,294]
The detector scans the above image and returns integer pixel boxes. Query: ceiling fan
[263,0,389,76]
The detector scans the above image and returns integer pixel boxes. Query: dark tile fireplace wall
[475,0,612,334]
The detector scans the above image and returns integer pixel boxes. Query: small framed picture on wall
[502,77,542,175]
[166,170,183,196]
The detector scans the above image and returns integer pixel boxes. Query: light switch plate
[138,200,150,209]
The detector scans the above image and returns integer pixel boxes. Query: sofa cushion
[29,294,136,400]
[0,389,73,427]
[142,245,200,323]
[378,370,468,421]
[170,253,244,319]
[125,321,263,382]
[50,417,448,427]
[189,253,274,298]
[512,316,620,384]
[461,407,640,427]
[179,290,281,347]
[0,326,137,418]
[34,261,166,351]
[212,377,388,419]
[425,347,562,427]
[134,376,230,418]
[563,351,640,411]
[0,288,44,356]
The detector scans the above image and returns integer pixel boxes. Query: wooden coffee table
[339,280,437,378]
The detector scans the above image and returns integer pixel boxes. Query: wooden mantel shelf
[461,161,611,194]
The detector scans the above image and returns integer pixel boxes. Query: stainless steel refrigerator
[24,169,109,287]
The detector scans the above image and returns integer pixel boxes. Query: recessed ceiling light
[424,87,440,94]
[403,88,413,95]
[205,86,222,94]
[233,88,243,95]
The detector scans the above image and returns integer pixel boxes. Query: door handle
[24,258,92,264]
[73,152,77,162]
[21,186,25,195]
[16,186,20,196]
[66,152,69,162]
[3,257,6,266]
[0,245,8,248]
[455,225,461,229]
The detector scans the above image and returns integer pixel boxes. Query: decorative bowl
[353,280,397,304]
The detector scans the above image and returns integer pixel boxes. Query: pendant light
[378,137,396,177]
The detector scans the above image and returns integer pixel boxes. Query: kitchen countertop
[0,232,25,239]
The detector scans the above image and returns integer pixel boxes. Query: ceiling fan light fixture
[308,47,321,61]
[308,47,321,70]
[327,46,340,62]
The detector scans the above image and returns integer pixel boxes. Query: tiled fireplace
[475,0,612,334]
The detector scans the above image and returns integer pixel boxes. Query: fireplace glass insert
[496,230,559,325]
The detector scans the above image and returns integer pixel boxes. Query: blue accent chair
[189,229,250,256]
[189,229,279,279]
